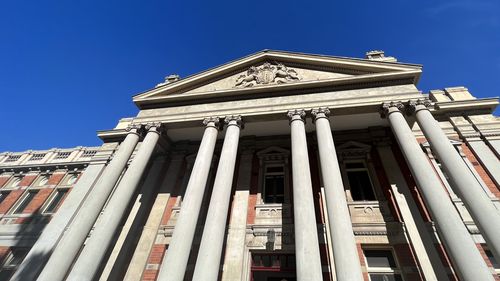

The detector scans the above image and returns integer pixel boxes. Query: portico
[11,50,499,281]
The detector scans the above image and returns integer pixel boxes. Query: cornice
[432,98,499,115]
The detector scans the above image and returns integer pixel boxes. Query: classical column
[157,117,220,281]
[192,115,242,281]
[410,99,500,262]
[66,123,163,281]
[287,109,323,281]
[10,163,106,281]
[382,102,494,281]
[312,108,363,281]
[37,125,142,281]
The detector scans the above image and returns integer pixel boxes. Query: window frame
[256,147,291,205]
[42,187,69,214]
[342,160,377,201]
[363,247,404,281]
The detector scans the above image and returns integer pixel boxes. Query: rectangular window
[0,248,29,280]
[263,166,285,203]
[12,191,38,214]
[485,249,499,268]
[44,189,68,213]
[0,191,10,205]
[345,162,376,201]
[364,249,403,281]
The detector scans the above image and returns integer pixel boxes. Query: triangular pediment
[134,50,422,109]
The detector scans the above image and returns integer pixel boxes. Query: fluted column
[410,99,500,262]
[312,108,363,281]
[287,109,323,281]
[157,117,220,281]
[66,123,163,281]
[37,125,142,281]
[382,102,494,281]
[192,115,242,281]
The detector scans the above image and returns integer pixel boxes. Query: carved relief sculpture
[235,62,300,87]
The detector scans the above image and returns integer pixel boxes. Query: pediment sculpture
[235,62,300,88]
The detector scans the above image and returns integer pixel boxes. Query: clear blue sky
[1,0,499,151]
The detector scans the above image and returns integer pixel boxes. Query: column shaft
[192,116,242,281]
[384,103,494,281]
[10,163,106,281]
[67,125,162,281]
[157,118,219,281]
[288,110,323,281]
[37,128,141,281]
[413,102,500,261]
[312,108,363,281]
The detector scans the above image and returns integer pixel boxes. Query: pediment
[134,50,422,109]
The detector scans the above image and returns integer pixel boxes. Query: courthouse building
[0,50,500,281]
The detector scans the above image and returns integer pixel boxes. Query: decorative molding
[287,109,306,123]
[408,98,432,115]
[311,107,330,122]
[234,62,300,88]
[224,115,243,128]
[380,101,404,118]
[202,116,221,129]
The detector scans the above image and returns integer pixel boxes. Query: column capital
[287,109,306,123]
[408,98,432,115]
[125,123,143,135]
[224,115,243,128]
[144,122,165,134]
[203,117,222,130]
[311,107,330,122]
[380,101,405,118]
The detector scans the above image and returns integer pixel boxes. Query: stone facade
[1,50,499,281]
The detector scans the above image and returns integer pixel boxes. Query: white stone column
[10,162,106,281]
[382,102,494,281]
[410,99,500,262]
[37,125,142,281]
[66,123,163,281]
[311,108,363,281]
[124,152,185,281]
[192,115,242,281]
[157,117,220,281]
[287,109,323,281]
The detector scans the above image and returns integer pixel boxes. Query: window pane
[347,171,376,200]
[45,190,67,213]
[13,191,38,214]
[0,269,14,281]
[485,249,499,268]
[369,273,402,281]
[365,250,397,268]
[264,175,284,203]
[0,192,10,205]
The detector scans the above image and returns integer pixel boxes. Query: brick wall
[461,144,500,198]
[477,244,500,281]
[0,176,10,188]
[0,190,24,214]
[142,244,167,281]
[47,173,65,186]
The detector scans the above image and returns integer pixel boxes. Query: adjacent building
[1,50,499,281]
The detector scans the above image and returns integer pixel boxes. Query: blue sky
[1,0,499,151]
